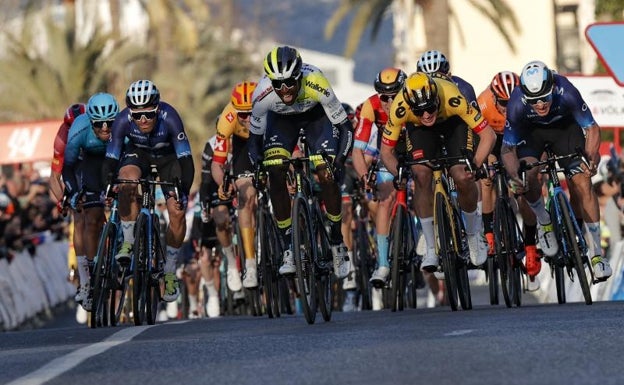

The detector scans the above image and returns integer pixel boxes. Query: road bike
[521,144,592,305]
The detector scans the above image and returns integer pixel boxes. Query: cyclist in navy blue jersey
[63,93,120,310]
[103,79,195,302]
[501,60,612,280]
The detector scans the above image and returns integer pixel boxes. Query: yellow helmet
[230,81,257,111]
[402,72,438,111]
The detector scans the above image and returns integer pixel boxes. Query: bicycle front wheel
[133,213,150,325]
[91,221,116,328]
[494,198,513,307]
[390,205,408,312]
[557,194,592,305]
[292,196,317,324]
[259,209,281,318]
[435,192,458,311]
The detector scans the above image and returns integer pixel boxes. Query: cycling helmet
[231,81,257,111]
[402,72,439,110]
[490,71,520,100]
[374,67,407,95]
[64,103,86,125]
[416,50,450,75]
[520,61,554,99]
[126,79,160,109]
[86,93,119,121]
[263,46,303,80]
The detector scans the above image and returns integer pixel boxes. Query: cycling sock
[524,223,537,246]
[121,220,136,245]
[586,222,601,256]
[222,245,237,269]
[77,255,89,286]
[528,199,551,225]
[462,209,481,235]
[189,295,197,313]
[240,227,255,260]
[482,212,493,234]
[205,280,218,297]
[420,217,435,250]
[376,234,389,268]
[165,246,179,273]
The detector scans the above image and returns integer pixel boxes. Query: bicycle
[117,165,180,325]
[262,142,336,324]
[253,166,285,318]
[521,144,593,305]
[90,185,129,327]
[411,150,477,311]
[487,160,525,307]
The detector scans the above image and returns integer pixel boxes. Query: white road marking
[6,325,155,385]
[444,329,475,336]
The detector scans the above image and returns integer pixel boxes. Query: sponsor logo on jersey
[226,112,235,123]
[395,105,407,119]
[256,86,273,101]
[177,132,187,141]
[305,80,331,97]
[411,149,424,160]
[473,111,482,122]
[448,96,462,108]
[214,137,226,152]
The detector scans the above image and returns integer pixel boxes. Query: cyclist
[62,93,119,311]
[212,81,259,290]
[416,49,478,110]
[248,45,353,279]
[381,72,496,272]
[103,79,195,302]
[199,133,225,317]
[351,68,406,290]
[49,103,86,296]
[502,60,612,281]
[477,71,541,279]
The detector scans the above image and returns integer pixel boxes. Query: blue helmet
[87,93,119,121]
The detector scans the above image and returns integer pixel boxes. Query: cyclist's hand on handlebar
[508,176,525,195]
[217,183,233,201]
[169,190,188,211]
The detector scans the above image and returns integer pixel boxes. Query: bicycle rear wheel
[292,196,317,324]
[91,221,116,328]
[133,213,150,325]
[557,194,592,305]
[435,192,458,311]
[390,205,408,312]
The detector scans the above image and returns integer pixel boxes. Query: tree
[325,0,520,68]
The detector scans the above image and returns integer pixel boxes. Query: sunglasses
[237,111,251,119]
[495,97,509,107]
[130,107,159,121]
[412,104,438,117]
[525,90,553,106]
[271,74,301,92]
[92,119,114,129]
[379,94,396,103]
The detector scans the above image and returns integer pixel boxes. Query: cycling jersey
[107,102,191,160]
[62,114,109,194]
[477,88,505,134]
[250,63,348,137]
[354,94,388,152]
[382,76,488,148]
[213,103,250,165]
[503,74,597,147]
[431,73,478,110]
[51,122,71,174]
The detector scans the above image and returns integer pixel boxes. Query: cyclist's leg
[370,174,395,284]
[199,222,221,317]
[340,167,357,297]
[115,149,146,264]
[482,135,502,256]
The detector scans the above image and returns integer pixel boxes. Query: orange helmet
[374,67,406,95]
[231,81,257,111]
[490,71,520,101]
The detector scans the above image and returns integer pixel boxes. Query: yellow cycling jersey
[213,102,249,164]
[382,76,488,147]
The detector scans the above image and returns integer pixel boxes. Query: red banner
[0,120,60,165]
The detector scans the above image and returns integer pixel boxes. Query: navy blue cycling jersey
[503,74,596,147]
[452,75,478,110]
[62,114,109,193]
[106,102,192,161]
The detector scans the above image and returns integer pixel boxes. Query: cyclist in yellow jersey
[249,46,353,280]
[212,81,259,290]
[477,72,541,280]
[381,72,497,272]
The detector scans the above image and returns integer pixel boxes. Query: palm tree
[325,0,520,68]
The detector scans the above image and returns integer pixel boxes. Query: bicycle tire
[435,192,458,311]
[487,256,499,305]
[146,218,164,325]
[91,221,116,328]
[356,221,372,310]
[110,263,129,326]
[494,199,513,307]
[390,205,407,312]
[259,210,281,318]
[314,206,334,322]
[557,194,592,305]
[292,196,317,324]
[452,206,472,310]
[133,213,150,325]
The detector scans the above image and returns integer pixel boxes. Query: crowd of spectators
[0,164,67,261]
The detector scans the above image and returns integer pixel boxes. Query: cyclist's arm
[199,140,214,205]
[474,126,496,168]
[585,123,601,169]
[352,101,376,178]
[380,143,398,178]
[61,124,85,194]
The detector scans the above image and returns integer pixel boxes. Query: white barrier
[0,233,74,331]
